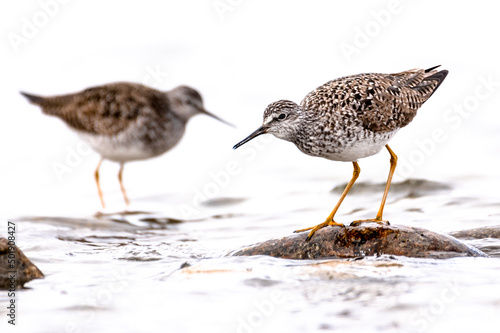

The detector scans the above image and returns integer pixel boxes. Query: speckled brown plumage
[234,66,448,241]
[21,82,229,208]
[301,65,448,133]
[235,66,448,161]
[22,83,184,136]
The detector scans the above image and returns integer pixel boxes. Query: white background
[1,0,499,214]
[1,2,500,333]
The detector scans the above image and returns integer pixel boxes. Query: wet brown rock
[0,237,44,289]
[233,223,487,259]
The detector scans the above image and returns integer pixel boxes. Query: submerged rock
[0,237,44,289]
[450,225,500,239]
[233,223,487,259]
[331,179,452,197]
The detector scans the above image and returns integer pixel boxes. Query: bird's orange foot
[294,221,345,242]
[350,218,390,227]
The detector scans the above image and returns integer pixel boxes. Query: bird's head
[233,100,303,149]
[169,85,231,125]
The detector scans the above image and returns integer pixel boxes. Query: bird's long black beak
[233,126,268,149]
[201,109,234,127]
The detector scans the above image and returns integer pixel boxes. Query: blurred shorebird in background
[22,83,231,208]
[234,66,448,241]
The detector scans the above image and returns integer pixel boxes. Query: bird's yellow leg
[351,145,397,226]
[118,163,130,207]
[295,161,360,241]
[95,158,105,209]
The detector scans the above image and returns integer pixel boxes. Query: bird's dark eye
[277,113,287,120]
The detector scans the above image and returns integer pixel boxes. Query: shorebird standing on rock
[234,66,448,241]
[22,83,231,208]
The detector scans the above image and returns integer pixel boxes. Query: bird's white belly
[78,132,159,162]
[315,129,398,162]
[323,139,386,161]
[97,144,154,162]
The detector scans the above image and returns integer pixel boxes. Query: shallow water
[3,1,500,332]
[2,176,500,333]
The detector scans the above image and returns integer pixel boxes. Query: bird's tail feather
[424,65,442,73]
[420,67,448,99]
[20,91,45,105]
[20,91,66,116]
